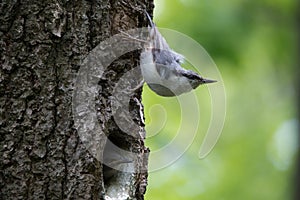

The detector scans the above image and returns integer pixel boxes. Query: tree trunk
[0,0,153,199]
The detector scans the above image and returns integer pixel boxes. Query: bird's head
[183,70,217,89]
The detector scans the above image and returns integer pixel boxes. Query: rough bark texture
[0,0,153,199]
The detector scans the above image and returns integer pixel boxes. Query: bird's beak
[202,78,217,84]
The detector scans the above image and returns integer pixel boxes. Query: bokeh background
[143,0,299,199]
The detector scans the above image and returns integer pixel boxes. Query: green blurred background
[143,0,299,199]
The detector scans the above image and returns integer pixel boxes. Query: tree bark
[0,0,153,199]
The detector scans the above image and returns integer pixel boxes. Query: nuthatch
[121,11,216,97]
[140,12,216,96]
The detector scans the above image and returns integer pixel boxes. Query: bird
[140,11,216,97]
[121,11,216,97]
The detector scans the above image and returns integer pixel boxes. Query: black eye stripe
[182,71,202,80]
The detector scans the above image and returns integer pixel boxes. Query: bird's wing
[155,63,172,79]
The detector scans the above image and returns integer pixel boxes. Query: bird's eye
[175,58,183,63]
[174,55,184,64]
